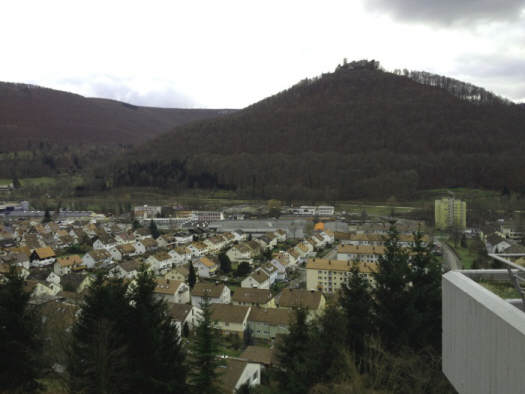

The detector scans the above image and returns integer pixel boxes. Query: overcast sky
[2,0,524,108]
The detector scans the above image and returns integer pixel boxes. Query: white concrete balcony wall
[442,271,525,394]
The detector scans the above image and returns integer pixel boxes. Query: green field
[479,281,521,299]
[448,240,478,269]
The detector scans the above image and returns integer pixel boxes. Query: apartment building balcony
[442,254,525,394]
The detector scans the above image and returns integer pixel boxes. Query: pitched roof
[33,247,56,259]
[503,244,525,254]
[240,346,274,365]
[140,237,158,247]
[248,307,292,325]
[232,288,273,305]
[192,282,226,298]
[88,249,111,261]
[154,279,185,295]
[198,256,217,268]
[306,258,378,273]
[169,303,193,321]
[57,255,82,267]
[277,288,323,310]
[218,359,249,393]
[210,304,250,324]
[116,243,136,254]
[337,244,386,255]
[152,251,172,261]
[486,233,505,245]
[247,270,269,284]
[119,260,142,272]
[61,273,90,292]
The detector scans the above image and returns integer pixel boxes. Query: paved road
[441,242,462,271]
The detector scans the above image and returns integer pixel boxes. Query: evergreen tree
[373,224,415,351]
[243,326,254,347]
[132,219,141,230]
[309,304,350,384]
[460,233,467,248]
[407,231,443,351]
[126,266,187,393]
[236,262,251,277]
[340,265,374,362]
[218,251,232,274]
[188,296,224,394]
[12,175,21,189]
[42,208,51,223]
[0,266,42,392]
[188,262,197,289]
[182,322,190,338]
[149,220,160,239]
[66,273,131,394]
[275,308,311,394]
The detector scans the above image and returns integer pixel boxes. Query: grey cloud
[452,54,525,101]
[57,75,196,108]
[365,0,525,25]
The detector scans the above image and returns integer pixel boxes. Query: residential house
[210,304,251,337]
[186,241,209,257]
[82,249,112,269]
[165,265,190,282]
[138,237,159,253]
[485,234,512,254]
[111,260,143,279]
[112,243,137,260]
[231,230,247,242]
[191,282,231,306]
[30,247,56,267]
[154,279,190,304]
[3,252,30,270]
[194,256,218,278]
[269,255,289,281]
[227,244,255,264]
[174,234,194,245]
[247,307,292,340]
[294,241,314,258]
[93,234,117,250]
[232,288,275,308]
[53,255,82,276]
[218,358,261,394]
[146,251,175,273]
[61,273,93,293]
[204,236,227,253]
[168,246,191,266]
[241,271,270,289]
[114,232,135,245]
[168,303,202,337]
[275,288,326,319]
[257,263,279,285]
[240,346,274,368]
[46,271,61,286]
[24,280,61,298]
[133,227,151,240]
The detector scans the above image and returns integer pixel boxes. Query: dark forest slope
[105,61,525,199]
[0,82,230,151]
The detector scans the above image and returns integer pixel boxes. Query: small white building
[191,282,231,306]
[154,279,190,304]
[241,271,270,289]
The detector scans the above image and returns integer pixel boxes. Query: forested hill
[106,60,525,200]
[0,82,231,151]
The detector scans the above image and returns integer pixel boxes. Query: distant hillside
[0,82,231,150]
[104,60,525,200]
[0,82,232,178]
